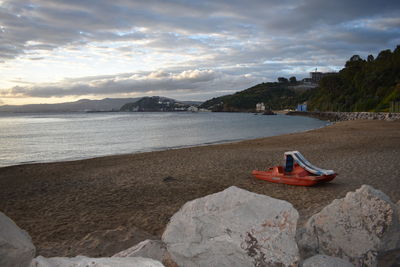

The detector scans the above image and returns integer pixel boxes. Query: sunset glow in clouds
[0,0,399,105]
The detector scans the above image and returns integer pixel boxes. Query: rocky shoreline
[287,111,400,122]
[2,185,400,267]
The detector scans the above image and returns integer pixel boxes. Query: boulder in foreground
[30,255,164,267]
[0,211,36,267]
[298,185,400,266]
[302,254,354,267]
[162,186,300,267]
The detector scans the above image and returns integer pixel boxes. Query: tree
[394,45,400,54]
[289,76,297,84]
[277,77,289,83]
[349,55,363,62]
[376,49,392,60]
[309,45,400,112]
[345,54,365,69]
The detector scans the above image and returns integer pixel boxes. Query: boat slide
[284,151,335,176]
[252,150,337,186]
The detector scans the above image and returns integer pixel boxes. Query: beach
[1,119,400,257]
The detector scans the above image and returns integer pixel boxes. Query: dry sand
[0,120,399,257]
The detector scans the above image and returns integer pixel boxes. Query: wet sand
[0,120,399,257]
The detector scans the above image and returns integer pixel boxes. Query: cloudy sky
[0,0,399,105]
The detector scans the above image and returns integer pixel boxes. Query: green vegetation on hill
[200,82,309,111]
[200,45,400,112]
[120,96,189,111]
[309,46,400,112]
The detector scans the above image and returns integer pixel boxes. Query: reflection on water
[0,112,328,167]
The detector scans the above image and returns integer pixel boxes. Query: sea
[0,112,328,167]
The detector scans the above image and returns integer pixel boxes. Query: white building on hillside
[188,106,199,112]
[256,102,266,112]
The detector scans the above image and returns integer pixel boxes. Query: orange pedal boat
[252,151,337,186]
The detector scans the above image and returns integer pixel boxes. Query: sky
[0,0,399,105]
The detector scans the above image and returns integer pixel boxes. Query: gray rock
[298,185,400,267]
[113,239,166,262]
[302,254,354,267]
[30,255,164,267]
[0,212,36,267]
[162,186,300,267]
[292,111,400,122]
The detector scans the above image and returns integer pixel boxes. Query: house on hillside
[188,106,199,112]
[296,102,308,112]
[310,71,336,83]
[256,102,266,112]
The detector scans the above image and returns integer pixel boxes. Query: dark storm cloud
[265,0,400,32]
[1,0,397,57]
[0,0,399,99]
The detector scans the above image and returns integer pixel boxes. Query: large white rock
[113,239,166,262]
[302,254,354,267]
[162,186,300,267]
[0,212,36,267]
[30,255,164,267]
[298,185,400,267]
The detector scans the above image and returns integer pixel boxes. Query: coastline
[0,122,330,169]
[1,119,400,257]
[0,112,329,168]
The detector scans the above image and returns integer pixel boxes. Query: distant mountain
[120,96,198,112]
[0,97,146,113]
[0,97,203,113]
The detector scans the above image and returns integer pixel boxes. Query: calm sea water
[0,112,328,167]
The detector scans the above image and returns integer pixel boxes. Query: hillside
[309,45,400,112]
[120,96,193,112]
[201,45,400,112]
[199,82,310,112]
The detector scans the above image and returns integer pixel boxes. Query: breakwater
[287,111,400,121]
